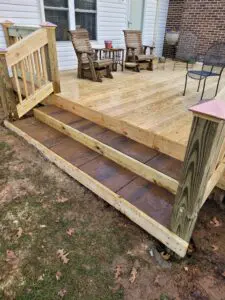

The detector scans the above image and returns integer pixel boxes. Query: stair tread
[13,116,175,228]
[36,105,182,180]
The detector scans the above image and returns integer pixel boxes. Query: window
[75,0,97,40]
[43,0,97,41]
[44,0,69,41]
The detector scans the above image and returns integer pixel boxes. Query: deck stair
[5,104,189,257]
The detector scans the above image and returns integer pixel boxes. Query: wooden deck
[58,61,225,162]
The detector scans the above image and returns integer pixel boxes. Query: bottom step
[5,118,188,257]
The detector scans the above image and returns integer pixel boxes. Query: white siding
[155,0,169,56]
[0,0,169,71]
[0,0,41,48]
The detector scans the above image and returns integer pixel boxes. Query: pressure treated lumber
[171,100,225,242]
[41,23,60,93]
[4,118,188,257]
[34,106,179,194]
[0,50,18,119]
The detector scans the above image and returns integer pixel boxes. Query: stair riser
[34,108,179,195]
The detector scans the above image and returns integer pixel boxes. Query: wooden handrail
[0,21,60,119]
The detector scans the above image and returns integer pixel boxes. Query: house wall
[0,0,169,71]
[163,0,225,59]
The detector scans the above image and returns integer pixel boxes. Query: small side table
[93,48,125,71]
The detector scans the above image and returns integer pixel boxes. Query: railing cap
[189,100,225,121]
[0,48,7,54]
[0,19,14,24]
[40,22,57,28]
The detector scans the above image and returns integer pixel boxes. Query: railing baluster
[34,50,41,87]
[40,47,48,83]
[28,55,35,94]
[20,60,29,99]
[12,65,22,104]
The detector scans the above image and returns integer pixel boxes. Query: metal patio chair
[174,31,198,70]
[69,28,113,82]
[183,42,225,101]
[123,30,155,72]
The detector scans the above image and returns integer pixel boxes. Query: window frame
[40,0,98,42]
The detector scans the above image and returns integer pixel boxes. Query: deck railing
[0,21,60,119]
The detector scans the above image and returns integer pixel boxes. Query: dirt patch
[0,125,225,300]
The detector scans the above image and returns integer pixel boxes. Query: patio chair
[183,42,225,101]
[69,29,113,82]
[123,30,154,72]
[173,31,198,70]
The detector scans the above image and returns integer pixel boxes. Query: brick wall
[163,0,225,60]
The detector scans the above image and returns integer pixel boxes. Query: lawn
[0,125,225,300]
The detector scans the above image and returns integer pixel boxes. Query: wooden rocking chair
[123,30,155,72]
[69,29,113,82]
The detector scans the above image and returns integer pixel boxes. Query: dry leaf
[114,265,122,280]
[129,267,138,283]
[66,228,75,236]
[211,244,219,251]
[57,249,70,264]
[40,225,47,228]
[210,217,221,227]
[6,250,19,267]
[38,274,44,281]
[160,251,171,261]
[16,227,23,238]
[56,271,62,281]
[184,266,189,272]
[58,288,67,298]
[56,196,68,203]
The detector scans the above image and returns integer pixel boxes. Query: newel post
[0,49,18,119]
[41,22,61,94]
[1,20,14,47]
[171,100,225,243]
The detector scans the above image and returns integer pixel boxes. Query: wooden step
[34,105,182,194]
[5,117,188,257]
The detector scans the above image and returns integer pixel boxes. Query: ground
[0,124,225,300]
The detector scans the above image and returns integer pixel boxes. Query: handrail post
[0,49,18,119]
[1,20,14,47]
[171,100,225,243]
[41,22,61,94]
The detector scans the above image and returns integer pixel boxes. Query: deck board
[58,62,224,161]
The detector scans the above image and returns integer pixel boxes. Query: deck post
[0,49,18,119]
[171,100,225,243]
[41,22,61,94]
[1,20,14,47]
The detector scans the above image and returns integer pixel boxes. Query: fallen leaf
[129,267,138,283]
[16,227,23,238]
[154,275,160,286]
[210,217,221,227]
[211,244,219,251]
[66,228,75,236]
[6,250,19,267]
[40,225,47,228]
[38,274,44,281]
[184,266,189,272]
[56,271,62,281]
[114,265,122,280]
[58,288,67,298]
[56,196,68,203]
[57,249,69,264]
[160,251,171,261]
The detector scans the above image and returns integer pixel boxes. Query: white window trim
[40,0,98,41]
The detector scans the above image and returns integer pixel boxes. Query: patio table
[93,48,125,72]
